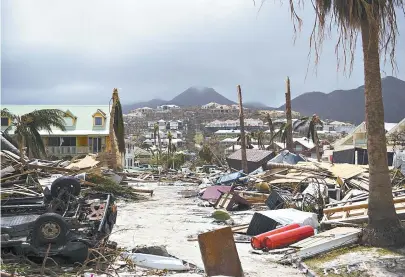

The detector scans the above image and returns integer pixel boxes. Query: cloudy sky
[2,0,404,107]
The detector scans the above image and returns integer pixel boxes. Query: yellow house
[1,105,111,157]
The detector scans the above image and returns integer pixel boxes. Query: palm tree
[251,131,265,150]
[1,108,66,162]
[285,0,405,246]
[157,130,162,165]
[285,77,294,152]
[293,114,323,162]
[271,122,290,149]
[199,144,213,163]
[265,114,275,149]
[237,132,254,149]
[167,131,173,168]
[237,85,248,173]
[153,123,159,165]
[257,130,265,150]
[141,142,154,155]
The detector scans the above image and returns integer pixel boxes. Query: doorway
[88,137,102,153]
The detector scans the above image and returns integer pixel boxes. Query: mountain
[123,86,235,113]
[170,86,235,106]
[122,99,167,113]
[278,76,405,124]
[244,102,273,109]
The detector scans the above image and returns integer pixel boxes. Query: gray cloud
[2,0,404,107]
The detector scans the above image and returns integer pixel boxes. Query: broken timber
[322,196,405,224]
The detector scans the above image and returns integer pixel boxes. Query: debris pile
[0,146,155,276]
[190,150,405,275]
[2,143,405,276]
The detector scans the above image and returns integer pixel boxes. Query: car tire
[31,213,69,247]
[50,177,81,198]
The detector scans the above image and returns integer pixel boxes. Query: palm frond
[288,1,403,73]
[24,109,67,133]
[293,117,310,131]
[271,125,284,142]
[1,108,15,120]
[29,129,46,157]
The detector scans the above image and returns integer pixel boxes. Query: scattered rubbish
[251,223,301,250]
[2,122,405,277]
[214,192,250,211]
[131,245,170,257]
[121,252,190,271]
[263,225,314,250]
[201,185,232,201]
[269,150,305,165]
[198,227,244,277]
[265,189,293,209]
[211,210,231,221]
[289,227,361,261]
[247,209,319,236]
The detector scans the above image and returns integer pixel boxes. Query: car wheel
[31,213,69,247]
[50,177,81,198]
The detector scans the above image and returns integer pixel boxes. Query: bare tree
[285,77,294,152]
[237,85,249,174]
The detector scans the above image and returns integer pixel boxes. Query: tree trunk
[158,133,162,165]
[285,77,294,152]
[315,142,321,162]
[315,133,321,162]
[154,135,158,167]
[19,136,25,164]
[360,18,405,246]
[270,129,274,150]
[237,85,249,174]
[168,141,171,169]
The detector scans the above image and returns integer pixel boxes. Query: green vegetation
[85,173,146,200]
[1,108,66,161]
[194,132,204,145]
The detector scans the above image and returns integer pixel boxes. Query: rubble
[1,138,405,277]
[173,149,405,276]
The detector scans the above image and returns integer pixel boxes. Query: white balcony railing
[46,146,90,156]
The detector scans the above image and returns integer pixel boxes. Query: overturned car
[1,176,118,263]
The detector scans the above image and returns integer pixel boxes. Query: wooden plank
[198,227,244,277]
[0,171,36,182]
[27,164,76,173]
[324,196,405,214]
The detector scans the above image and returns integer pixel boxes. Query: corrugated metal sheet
[227,149,274,163]
[290,227,361,259]
[216,171,245,185]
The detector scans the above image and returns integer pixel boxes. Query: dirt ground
[305,246,405,277]
[109,183,303,277]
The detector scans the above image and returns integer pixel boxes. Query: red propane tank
[250,223,301,250]
[263,225,314,250]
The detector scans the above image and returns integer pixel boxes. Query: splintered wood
[322,196,405,224]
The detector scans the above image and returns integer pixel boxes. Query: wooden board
[198,227,244,277]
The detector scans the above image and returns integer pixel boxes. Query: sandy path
[109,183,303,277]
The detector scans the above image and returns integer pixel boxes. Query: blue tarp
[216,171,246,185]
[269,150,305,165]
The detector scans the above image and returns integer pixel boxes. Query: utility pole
[285,77,294,152]
[237,85,249,174]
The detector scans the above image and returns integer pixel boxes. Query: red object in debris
[250,223,301,250]
[263,225,314,250]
